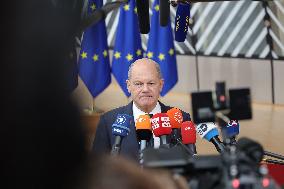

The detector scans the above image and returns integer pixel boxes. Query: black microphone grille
[236,137,264,163]
[159,0,170,26]
[136,0,150,34]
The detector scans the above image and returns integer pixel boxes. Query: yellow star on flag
[126,53,133,61]
[147,51,153,59]
[81,51,87,59]
[90,3,96,11]
[136,49,142,56]
[93,54,99,62]
[124,4,130,11]
[134,7,137,14]
[158,53,165,61]
[114,51,121,59]
[103,50,108,57]
[168,48,174,56]
[154,5,159,12]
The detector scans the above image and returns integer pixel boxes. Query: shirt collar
[132,102,161,122]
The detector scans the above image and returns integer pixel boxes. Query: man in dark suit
[93,58,195,161]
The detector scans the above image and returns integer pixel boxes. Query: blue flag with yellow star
[147,0,178,96]
[112,0,144,97]
[78,0,111,97]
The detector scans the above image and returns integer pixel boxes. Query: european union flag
[147,0,178,96]
[112,0,144,97]
[79,0,111,97]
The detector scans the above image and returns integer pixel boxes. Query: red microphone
[151,113,172,146]
[167,108,183,145]
[181,121,197,154]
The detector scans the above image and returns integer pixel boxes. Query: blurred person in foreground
[1,1,88,189]
[93,58,195,161]
[81,155,189,189]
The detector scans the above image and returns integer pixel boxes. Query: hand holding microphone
[111,114,133,156]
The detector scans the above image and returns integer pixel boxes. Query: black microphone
[111,114,133,156]
[136,0,150,34]
[160,0,170,26]
[174,3,190,42]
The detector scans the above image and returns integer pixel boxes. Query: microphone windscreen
[136,114,151,130]
[223,120,240,138]
[174,3,190,42]
[167,108,183,129]
[136,114,152,141]
[181,121,196,144]
[196,122,219,141]
[159,0,170,26]
[151,113,172,137]
[136,0,150,34]
[112,114,133,137]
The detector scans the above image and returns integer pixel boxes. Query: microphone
[181,121,197,155]
[222,120,240,146]
[136,114,152,164]
[167,108,183,145]
[174,3,190,42]
[196,122,225,153]
[136,114,152,150]
[160,0,170,26]
[136,0,150,34]
[151,113,172,147]
[111,114,133,156]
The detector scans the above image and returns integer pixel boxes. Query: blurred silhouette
[2,1,88,189]
[81,155,190,189]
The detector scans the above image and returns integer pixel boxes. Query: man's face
[126,61,164,113]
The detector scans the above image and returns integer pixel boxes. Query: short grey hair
[127,58,163,80]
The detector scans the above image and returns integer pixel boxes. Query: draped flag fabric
[147,0,178,96]
[112,0,144,97]
[79,0,111,97]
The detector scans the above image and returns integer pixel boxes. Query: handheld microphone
[151,113,172,147]
[136,114,152,150]
[111,114,133,156]
[136,0,150,34]
[222,120,239,146]
[196,122,225,153]
[181,121,197,155]
[174,3,190,42]
[167,108,183,145]
[136,114,152,164]
[160,0,170,26]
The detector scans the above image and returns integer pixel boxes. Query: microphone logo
[116,115,126,124]
[227,120,239,127]
[161,116,171,128]
[151,117,160,130]
[197,123,208,136]
[173,111,183,123]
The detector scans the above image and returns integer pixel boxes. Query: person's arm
[92,114,112,156]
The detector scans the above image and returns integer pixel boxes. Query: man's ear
[126,80,131,93]
[159,79,164,93]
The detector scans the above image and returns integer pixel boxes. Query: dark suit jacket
[92,101,195,161]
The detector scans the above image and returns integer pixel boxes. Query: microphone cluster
[110,107,197,161]
[135,0,193,42]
